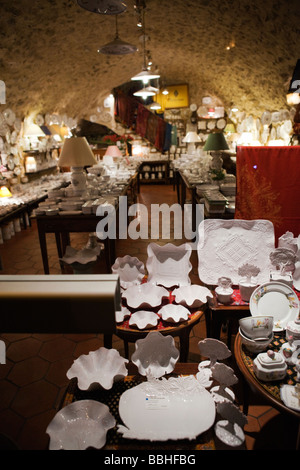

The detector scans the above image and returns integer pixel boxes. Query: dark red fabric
[135,103,150,138]
[235,146,300,243]
[114,90,137,128]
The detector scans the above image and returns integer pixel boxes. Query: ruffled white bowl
[111,255,145,289]
[158,303,189,323]
[172,285,213,308]
[122,283,169,309]
[46,400,115,450]
[115,306,131,323]
[66,347,128,391]
[131,331,180,378]
[129,311,159,329]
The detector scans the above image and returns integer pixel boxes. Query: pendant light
[98,14,137,55]
[131,9,160,84]
[133,86,156,99]
[77,0,127,15]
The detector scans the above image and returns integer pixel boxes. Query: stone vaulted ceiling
[0,0,300,123]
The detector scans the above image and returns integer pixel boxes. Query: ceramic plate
[131,331,179,378]
[122,283,169,309]
[158,303,190,323]
[146,242,192,288]
[197,219,275,285]
[250,282,300,331]
[118,375,215,441]
[46,400,115,450]
[172,284,213,308]
[129,311,159,329]
[280,385,300,412]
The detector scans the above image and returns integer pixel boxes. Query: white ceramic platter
[118,375,216,441]
[131,331,179,378]
[158,303,190,323]
[197,219,275,285]
[129,311,159,329]
[111,255,145,289]
[46,400,116,450]
[280,385,300,412]
[250,282,300,331]
[172,284,213,308]
[146,242,192,288]
[122,283,169,309]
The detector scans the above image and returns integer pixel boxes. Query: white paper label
[145,396,169,410]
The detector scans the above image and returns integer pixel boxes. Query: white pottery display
[128,311,159,329]
[215,402,247,447]
[46,400,116,450]
[286,318,300,340]
[66,347,128,391]
[280,385,300,412]
[158,303,190,323]
[131,331,179,378]
[198,338,231,367]
[146,242,192,288]
[172,284,213,308]
[111,255,145,289]
[250,282,300,331]
[238,327,273,353]
[122,283,169,309]
[270,270,293,287]
[239,316,273,339]
[118,375,216,441]
[196,367,213,388]
[115,306,131,323]
[197,219,275,285]
[239,282,258,302]
[253,350,287,381]
[279,337,299,364]
[269,247,297,274]
[215,277,233,304]
[210,363,238,404]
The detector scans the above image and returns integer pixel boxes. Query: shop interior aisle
[0,184,298,450]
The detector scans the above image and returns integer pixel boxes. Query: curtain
[235,146,300,242]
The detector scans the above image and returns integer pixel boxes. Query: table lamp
[203,132,229,171]
[182,131,201,154]
[58,137,97,192]
[103,145,123,165]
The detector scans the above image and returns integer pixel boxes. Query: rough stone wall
[0,0,299,122]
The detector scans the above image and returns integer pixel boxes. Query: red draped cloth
[235,146,300,243]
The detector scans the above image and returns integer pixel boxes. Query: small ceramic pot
[239,281,257,302]
[286,318,300,341]
[215,286,233,305]
[253,350,287,382]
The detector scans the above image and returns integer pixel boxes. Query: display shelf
[138,159,170,184]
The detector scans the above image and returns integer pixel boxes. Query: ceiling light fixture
[98,15,137,55]
[77,0,127,15]
[131,9,160,83]
[287,59,300,106]
[133,86,156,99]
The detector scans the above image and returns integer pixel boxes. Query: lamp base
[210,152,223,171]
[71,167,86,191]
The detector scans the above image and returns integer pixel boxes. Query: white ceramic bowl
[239,327,274,353]
[129,311,159,329]
[46,400,115,450]
[158,303,189,323]
[239,316,274,340]
[122,283,169,309]
[111,255,145,289]
[66,347,128,391]
[131,331,180,378]
[172,284,213,308]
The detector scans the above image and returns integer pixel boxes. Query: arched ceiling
[1,0,300,122]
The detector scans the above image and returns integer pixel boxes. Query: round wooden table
[116,309,204,362]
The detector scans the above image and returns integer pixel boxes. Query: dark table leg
[37,226,50,274]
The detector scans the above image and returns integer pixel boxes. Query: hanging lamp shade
[150,101,162,110]
[203,132,229,151]
[104,145,123,157]
[287,59,300,105]
[131,69,160,83]
[77,0,127,15]
[98,14,137,55]
[133,86,156,99]
[58,137,97,167]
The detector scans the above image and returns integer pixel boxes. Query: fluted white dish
[122,283,169,309]
[172,284,213,308]
[111,255,145,289]
[131,331,179,378]
[66,347,128,391]
[115,306,131,323]
[46,400,115,450]
[146,242,192,287]
[129,311,159,329]
[158,303,189,323]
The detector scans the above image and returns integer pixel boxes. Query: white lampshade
[131,69,160,84]
[182,131,201,143]
[58,137,97,167]
[104,145,123,157]
[23,119,45,137]
[133,86,156,99]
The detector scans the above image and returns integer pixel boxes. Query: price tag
[145,396,169,410]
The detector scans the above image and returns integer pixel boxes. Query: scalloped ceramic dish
[66,347,128,391]
[118,375,216,441]
[158,303,190,323]
[129,311,159,329]
[122,283,169,309]
[172,284,213,308]
[46,400,116,450]
[146,242,192,287]
[111,255,145,289]
[250,282,300,331]
[115,306,131,323]
[197,219,275,285]
[131,331,179,378]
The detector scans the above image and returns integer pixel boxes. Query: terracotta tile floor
[0,184,298,450]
